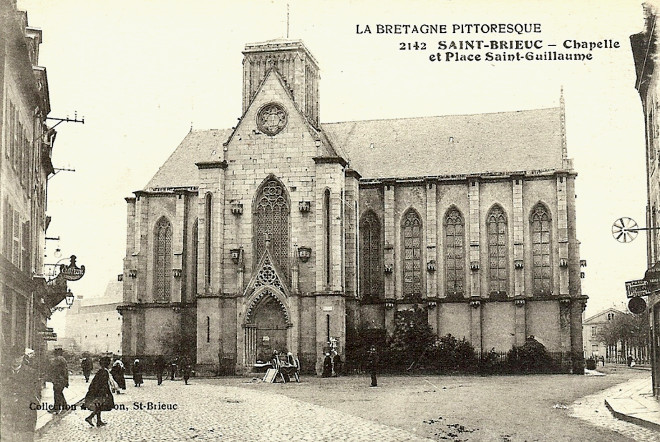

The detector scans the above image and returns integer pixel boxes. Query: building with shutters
[119,39,586,375]
[0,1,62,372]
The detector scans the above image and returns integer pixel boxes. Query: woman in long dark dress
[84,356,114,427]
[133,359,143,387]
[322,353,333,377]
[110,359,126,393]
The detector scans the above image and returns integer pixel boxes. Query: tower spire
[560,86,567,160]
[286,3,290,38]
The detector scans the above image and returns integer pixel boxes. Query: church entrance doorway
[245,290,289,364]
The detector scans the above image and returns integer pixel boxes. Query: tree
[388,308,436,370]
[596,311,650,362]
[155,318,196,359]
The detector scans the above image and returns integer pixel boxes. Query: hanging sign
[59,255,85,281]
[625,279,648,298]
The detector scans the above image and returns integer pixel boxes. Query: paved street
[36,379,430,441]
[572,378,660,441]
[37,370,660,441]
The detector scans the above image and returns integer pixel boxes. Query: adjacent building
[120,39,586,375]
[64,278,122,355]
[0,1,62,371]
[631,2,660,396]
[582,307,625,361]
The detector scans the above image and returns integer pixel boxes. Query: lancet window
[445,208,465,295]
[360,211,382,299]
[487,205,508,294]
[402,209,422,300]
[253,178,290,278]
[154,217,172,302]
[531,204,552,294]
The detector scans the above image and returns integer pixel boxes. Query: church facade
[119,39,586,375]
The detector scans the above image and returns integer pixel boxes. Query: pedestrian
[110,359,126,393]
[50,347,69,413]
[627,355,633,367]
[322,353,332,377]
[133,359,143,387]
[367,345,379,387]
[81,355,93,383]
[155,355,166,385]
[180,357,192,385]
[170,357,178,380]
[84,356,114,427]
[332,350,342,376]
[5,346,40,441]
[600,355,605,367]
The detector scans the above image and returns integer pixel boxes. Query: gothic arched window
[360,211,382,299]
[253,177,290,277]
[531,204,552,294]
[487,205,508,294]
[445,208,465,296]
[154,217,172,302]
[402,209,422,300]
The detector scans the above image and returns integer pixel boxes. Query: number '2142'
[399,42,427,50]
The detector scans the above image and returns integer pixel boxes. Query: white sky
[17,0,651,329]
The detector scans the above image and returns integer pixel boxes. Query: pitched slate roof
[322,107,565,180]
[145,129,230,190]
[143,108,566,190]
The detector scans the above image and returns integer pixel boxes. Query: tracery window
[360,211,382,299]
[487,205,508,294]
[531,204,552,294]
[253,178,290,278]
[154,217,172,302]
[445,208,465,295]
[402,209,422,300]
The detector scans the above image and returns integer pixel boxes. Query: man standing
[170,357,178,380]
[367,345,379,387]
[50,348,69,413]
[81,355,93,382]
[180,357,192,385]
[154,355,166,385]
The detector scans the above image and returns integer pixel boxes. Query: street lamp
[51,289,75,313]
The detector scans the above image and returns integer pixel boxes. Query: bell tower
[242,39,320,128]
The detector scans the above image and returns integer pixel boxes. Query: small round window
[257,103,287,136]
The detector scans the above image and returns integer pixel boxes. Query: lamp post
[51,289,75,313]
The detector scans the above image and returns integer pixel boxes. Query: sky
[16,0,651,330]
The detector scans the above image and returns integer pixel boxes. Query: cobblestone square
[37,368,660,441]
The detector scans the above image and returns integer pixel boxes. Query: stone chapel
[119,39,586,375]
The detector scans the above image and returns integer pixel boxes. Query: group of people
[81,354,193,428]
[322,350,343,378]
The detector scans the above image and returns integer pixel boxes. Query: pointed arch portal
[244,287,291,365]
